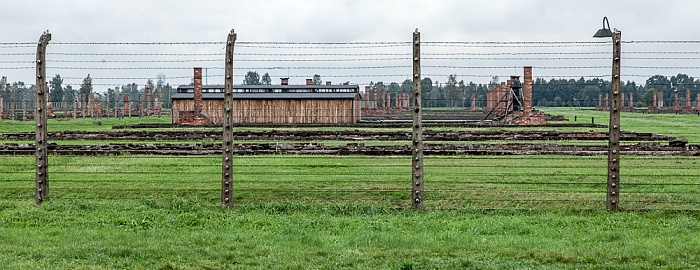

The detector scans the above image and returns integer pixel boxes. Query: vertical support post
[607,31,622,211]
[222,29,237,208]
[411,29,424,209]
[35,31,51,205]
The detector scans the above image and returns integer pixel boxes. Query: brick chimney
[621,92,625,108]
[629,92,634,108]
[523,66,533,113]
[364,86,370,109]
[373,88,378,109]
[280,77,289,85]
[194,67,203,113]
[306,78,313,85]
[146,85,152,115]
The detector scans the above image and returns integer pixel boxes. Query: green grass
[2,154,697,210]
[542,107,700,143]
[2,110,700,268]
[2,199,700,269]
[0,116,173,133]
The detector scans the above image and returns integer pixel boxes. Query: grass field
[1,154,699,268]
[2,108,700,268]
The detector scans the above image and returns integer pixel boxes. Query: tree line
[240,72,697,108]
[2,72,699,111]
[0,74,177,111]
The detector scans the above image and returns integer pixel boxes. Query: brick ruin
[0,97,6,119]
[178,67,212,125]
[485,66,546,125]
[646,88,698,114]
[361,86,411,116]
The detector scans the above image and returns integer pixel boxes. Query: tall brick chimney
[364,86,370,109]
[194,67,203,113]
[629,92,634,108]
[674,92,679,109]
[523,66,533,113]
[146,85,152,115]
[621,92,625,108]
[373,88,378,109]
[123,95,130,117]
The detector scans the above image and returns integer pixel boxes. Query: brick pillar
[395,92,400,108]
[365,86,370,109]
[523,66,533,113]
[471,93,477,110]
[598,93,602,107]
[373,88,378,109]
[605,93,609,107]
[629,92,634,108]
[380,90,384,108]
[686,88,692,108]
[88,94,94,117]
[652,89,657,108]
[124,95,130,117]
[658,91,664,108]
[94,100,101,118]
[194,67,203,113]
[0,97,3,119]
[386,91,391,108]
[146,86,152,116]
[674,92,679,109]
[697,93,700,109]
[405,92,410,108]
[156,101,162,117]
[621,92,625,108]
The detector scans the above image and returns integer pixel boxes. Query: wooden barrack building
[172,77,362,125]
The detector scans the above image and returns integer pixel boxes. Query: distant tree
[64,85,75,103]
[576,86,601,107]
[49,74,64,103]
[79,74,93,104]
[106,88,116,109]
[641,88,656,106]
[261,73,272,85]
[243,71,261,85]
[312,74,322,85]
[146,79,155,93]
[444,74,460,107]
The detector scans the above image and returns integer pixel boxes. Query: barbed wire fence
[0,31,699,211]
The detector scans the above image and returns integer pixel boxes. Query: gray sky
[2,0,699,91]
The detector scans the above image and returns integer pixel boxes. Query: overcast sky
[2,0,699,91]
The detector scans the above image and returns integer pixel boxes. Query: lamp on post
[594,17,621,211]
